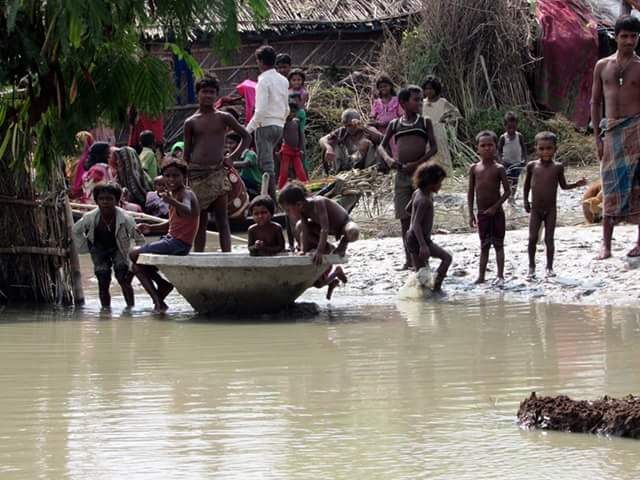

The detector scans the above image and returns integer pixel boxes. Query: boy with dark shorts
[468,131,511,285]
[279,182,352,299]
[406,162,452,292]
[497,111,527,203]
[73,182,144,309]
[130,159,200,313]
[248,196,285,256]
[523,132,587,278]
[184,75,251,252]
[378,85,437,270]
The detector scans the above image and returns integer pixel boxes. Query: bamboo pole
[71,203,248,243]
[0,246,68,256]
[64,196,85,305]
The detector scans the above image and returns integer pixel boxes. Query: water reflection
[0,299,639,479]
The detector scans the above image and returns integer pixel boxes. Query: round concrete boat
[137,253,346,314]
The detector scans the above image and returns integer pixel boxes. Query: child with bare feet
[523,132,587,279]
[406,162,452,292]
[248,196,285,256]
[378,85,437,270]
[468,131,511,285]
[130,159,200,313]
[279,181,356,299]
[498,111,527,203]
[184,75,251,252]
[73,182,144,309]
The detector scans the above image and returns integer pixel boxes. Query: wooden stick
[64,196,85,305]
[72,203,247,243]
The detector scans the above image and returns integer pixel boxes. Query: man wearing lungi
[591,15,640,259]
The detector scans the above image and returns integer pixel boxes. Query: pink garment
[372,96,403,159]
[289,87,308,106]
[371,96,403,130]
[80,163,116,204]
[71,135,94,199]
[236,80,257,125]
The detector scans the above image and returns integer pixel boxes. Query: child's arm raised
[160,189,196,217]
[558,164,587,190]
[467,165,477,228]
[523,162,533,213]
[224,113,252,164]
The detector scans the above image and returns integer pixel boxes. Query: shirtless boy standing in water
[378,85,437,270]
[184,76,251,252]
[468,131,511,285]
[523,132,587,278]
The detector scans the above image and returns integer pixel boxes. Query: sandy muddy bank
[335,224,640,308]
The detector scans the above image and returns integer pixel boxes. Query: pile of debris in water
[517,392,640,439]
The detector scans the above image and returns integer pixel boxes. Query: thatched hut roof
[235,0,423,32]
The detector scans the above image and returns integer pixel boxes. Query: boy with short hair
[184,75,251,252]
[247,196,285,256]
[278,99,309,189]
[275,53,292,77]
[130,159,200,313]
[73,182,144,309]
[278,181,359,264]
[497,111,527,203]
[468,130,511,285]
[378,85,437,270]
[139,130,158,184]
[523,132,587,278]
[406,162,452,292]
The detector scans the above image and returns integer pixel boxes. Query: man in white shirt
[246,45,290,199]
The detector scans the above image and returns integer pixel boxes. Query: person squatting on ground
[523,132,587,279]
[278,97,309,189]
[320,109,383,174]
[498,111,527,203]
[73,182,144,309]
[130,159,200,313]
[184,75,251,252]
[405,162,453,292]
[278,181,354,299]
[468,131,511,285]
[591,15,640,260]
[247,196,285,256]
[378,85,437,270]
[246,46,290,200]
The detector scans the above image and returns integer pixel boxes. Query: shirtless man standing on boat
[591,15,640,259]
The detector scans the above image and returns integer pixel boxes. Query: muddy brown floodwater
[1,250,640,478]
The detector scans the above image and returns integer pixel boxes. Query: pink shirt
[371,96,403,130]
[236,80,257,126]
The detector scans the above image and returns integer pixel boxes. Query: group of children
[75,61,589,311]
[372,80,587,292]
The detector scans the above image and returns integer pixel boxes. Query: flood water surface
[1,298,640,479]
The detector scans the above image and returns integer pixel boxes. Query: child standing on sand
[497,111,527,203]
[523,132,587,279]
[378,85,437,270]
[130,159,200,313]
[248,196,285,256]
[406,162,452,292]
[278,99,308,189]
[73,182,144,309]
[468,131,511,285]
[184,75,251,252]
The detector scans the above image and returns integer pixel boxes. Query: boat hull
[138,253,345,314]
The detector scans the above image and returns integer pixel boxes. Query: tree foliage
[0,0,268,180]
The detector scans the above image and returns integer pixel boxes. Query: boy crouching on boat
[73,182,145,310]
[278,181,357,299]
[248,195,285,256]
[130,158,200,313]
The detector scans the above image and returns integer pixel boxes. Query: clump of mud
[517,392,640,438]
